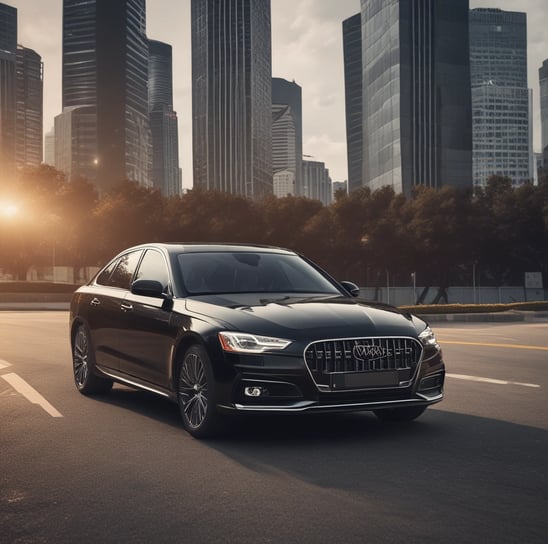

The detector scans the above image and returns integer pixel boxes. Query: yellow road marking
[438,340,548,351]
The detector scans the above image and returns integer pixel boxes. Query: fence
[359,286,547,305]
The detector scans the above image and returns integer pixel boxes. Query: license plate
[332,371,399,389]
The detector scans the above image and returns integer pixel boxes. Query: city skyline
[5,0,548,189]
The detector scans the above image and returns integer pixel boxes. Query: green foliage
[1,166,547,291]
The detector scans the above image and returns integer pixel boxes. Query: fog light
[245,386,265,397]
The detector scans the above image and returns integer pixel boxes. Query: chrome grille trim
[303,336,423,391]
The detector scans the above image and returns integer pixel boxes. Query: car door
[117,248,178,388]
[87,250,143,370]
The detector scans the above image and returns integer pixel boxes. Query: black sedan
[70,243,444,437]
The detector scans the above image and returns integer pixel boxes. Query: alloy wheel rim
[179,353,208,428]
[73,329,89,387]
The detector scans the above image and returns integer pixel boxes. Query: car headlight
[418,326,439,349]
[218,332,292,353]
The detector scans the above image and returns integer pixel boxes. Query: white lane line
[447,373,540,389]
[0,360,12,370]
[1,373,63,417]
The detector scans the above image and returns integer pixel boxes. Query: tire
[72,324,113,395]
[374,405,427,422]
[177,345,221,438]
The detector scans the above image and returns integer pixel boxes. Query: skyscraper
[272,104,296,196]
[470,8,533,186]
[342,13,362,193]
[0,2,17,183]
[303,160,332,206]
[272,78,302,195]
[62,0,151,191]
[540,59,548,173]
[361,0,472,196]
[54,105,97,181]
[191,0,273,199]
[16,46,43,167]
[148,39,181,196]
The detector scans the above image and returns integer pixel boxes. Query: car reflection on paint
[70,243,445,437]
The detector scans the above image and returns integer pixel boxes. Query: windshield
[177,252,342,296]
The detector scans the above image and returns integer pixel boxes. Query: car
[70,243,445,437]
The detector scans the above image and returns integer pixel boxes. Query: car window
[107,250,143,290]
[178,252,341,295]
[95,259,118,286]
[134,249,170,292]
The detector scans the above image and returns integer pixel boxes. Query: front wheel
[72,324,113,395]
[177,345,221,438]
[373,405,427,422]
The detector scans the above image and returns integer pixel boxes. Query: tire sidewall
[177,344,219,438]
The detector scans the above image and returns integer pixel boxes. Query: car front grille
[304,337,423,390]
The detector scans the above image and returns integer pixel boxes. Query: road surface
[1,313,547,543]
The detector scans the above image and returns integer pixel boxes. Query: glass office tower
[539,59,548,173]
[148,39,181,196]
[361,0,472,196]
[0,2,17,182]
[62,0,151,190]
[16,46,43,167]
[343,13,362,194]
[470,8,533,186]
[272,77,302,196]
[191,0,273,199]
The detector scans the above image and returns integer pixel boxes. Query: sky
[6,0,548,189]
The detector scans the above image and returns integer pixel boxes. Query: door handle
[90,298,101,306]
[121,303,133,312]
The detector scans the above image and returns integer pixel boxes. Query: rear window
[103,251,143,290]
[177,252,341,295]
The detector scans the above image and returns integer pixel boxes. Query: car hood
[183,294,423,341]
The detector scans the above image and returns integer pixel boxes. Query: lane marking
[447,373,540,388]
[0,359,13,370]
[438,340,548,352]
[1,373,63,418]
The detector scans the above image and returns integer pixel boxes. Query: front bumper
[216,346,445,414]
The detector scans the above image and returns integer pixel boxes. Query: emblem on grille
[353,344,391,361]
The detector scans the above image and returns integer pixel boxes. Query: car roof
[126,243,297,256]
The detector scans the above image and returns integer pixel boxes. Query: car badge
[353,344,389,362]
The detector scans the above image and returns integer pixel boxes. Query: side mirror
[340,281,360,297]
[131,279,165,298]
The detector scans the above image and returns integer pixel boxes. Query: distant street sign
[524,272,543,289]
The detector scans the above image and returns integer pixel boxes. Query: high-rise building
[0,2,17,182]
[63,0,97,109]
[470,8,533,186]
[16,46,43,167]
[303,160,332,206]
[540,59,548,173]
[62,0,151,191]
[272,103,296,196]
[54,106,97,181]
[148,39,181,196]
[44,127,55,166]
[272,78,302,195]
[361,0,472,196]
[191,0,273,199]
[273,169,295,198]
[342,13,362,193]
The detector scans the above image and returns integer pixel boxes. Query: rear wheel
[374,405,427,422]
[72,324,113,395]
[177,345,221,438]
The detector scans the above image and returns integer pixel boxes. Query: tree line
[1,165,547,290]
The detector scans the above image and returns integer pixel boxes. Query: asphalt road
[1,312,547,544]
